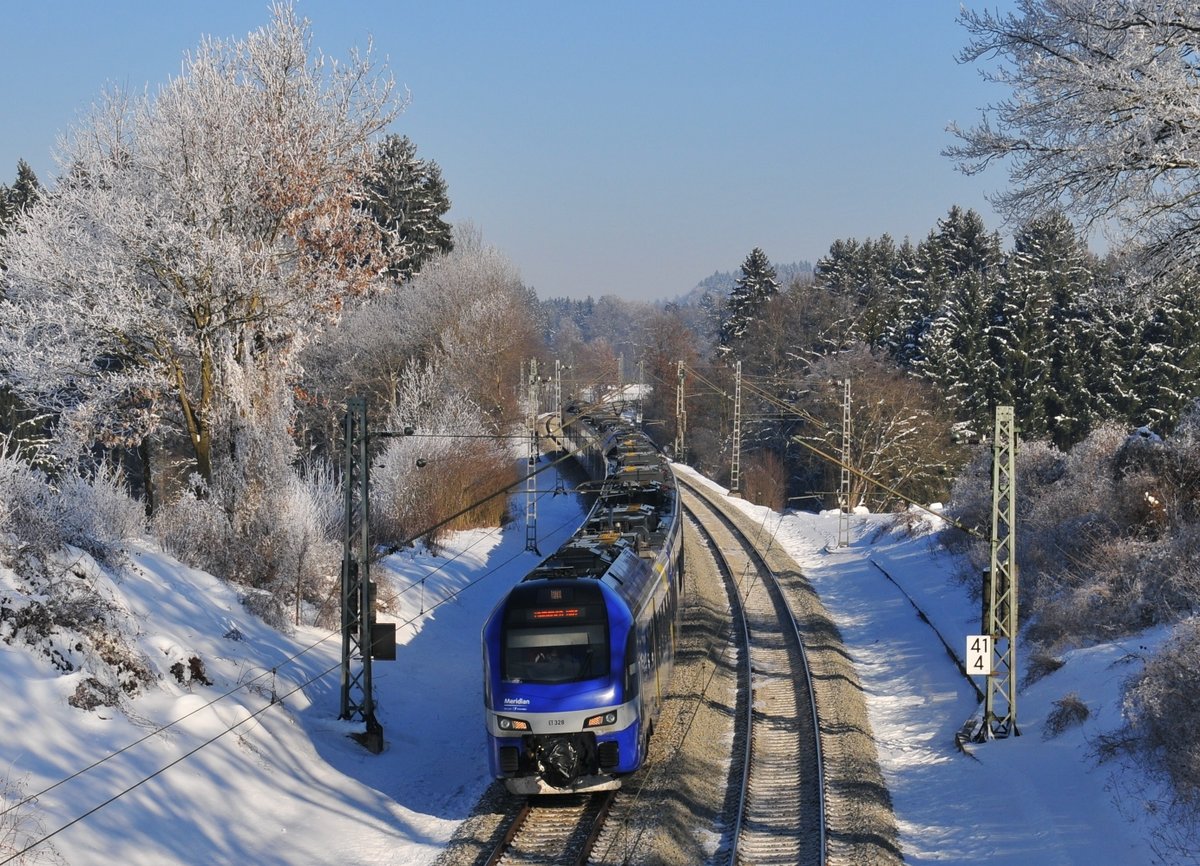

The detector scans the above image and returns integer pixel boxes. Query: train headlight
[584,711,618,729]
[496,715,530,732]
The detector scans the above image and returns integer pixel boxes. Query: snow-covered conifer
[1130,279,1200,434]
[919,269,1000,431]
[719,247,779,356]
[7,160,40,215]
[999,212,1095,446]
[361,134,453,282]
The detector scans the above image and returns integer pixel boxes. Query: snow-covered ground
[679,466,1167,866]
[0,465,1175,865]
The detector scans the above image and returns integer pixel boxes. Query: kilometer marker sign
[967,635,992,676]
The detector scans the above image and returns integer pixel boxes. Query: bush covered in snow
[371,360,518,554]
[1043,692,1090,739]
[0,452,144,566]
[945,403,1200,810]
[152,459,342,631]
[943,411,1200,653]
[0,473,154,713]
[1124,617,1200,805]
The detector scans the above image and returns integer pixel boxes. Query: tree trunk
[139,438,156,515]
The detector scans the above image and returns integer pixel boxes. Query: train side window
[623,628,638,699]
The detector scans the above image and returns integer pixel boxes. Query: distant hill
[673,260,813,307]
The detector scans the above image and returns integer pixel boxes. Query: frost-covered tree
[719,247,779,357]
[361,133,453,282]
[1130,279,1200,433]
[796,345,965,511]
[300,225,540,446]
[0,4,399,485]
[948,1,1200,275]
[999,212,1096,445]
[0,184,12,242]
[7,160,41,215]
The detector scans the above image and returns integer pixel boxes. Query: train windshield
[502,582,609,684]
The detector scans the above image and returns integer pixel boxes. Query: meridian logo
[503,697,531,706]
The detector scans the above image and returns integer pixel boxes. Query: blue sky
[1,1,1015,301]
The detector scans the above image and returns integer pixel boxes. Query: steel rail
[484,791,615,866]
[681,502,754,864]
[679,475,827,866]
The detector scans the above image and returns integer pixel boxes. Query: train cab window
[502,582,609,684]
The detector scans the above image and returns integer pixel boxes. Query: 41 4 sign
[967,635,993,676]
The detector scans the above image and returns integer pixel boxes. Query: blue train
[482,401,683,794]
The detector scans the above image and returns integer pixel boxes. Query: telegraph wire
[0,392,618,856]
[668,361,984,540]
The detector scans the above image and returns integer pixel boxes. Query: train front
[482,577,639,794]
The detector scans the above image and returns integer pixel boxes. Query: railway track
[680,477,827,866]
[439,464,898,865]
[484,791,615,865]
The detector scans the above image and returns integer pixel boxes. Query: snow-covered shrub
[1159,522,1200,616]
[1116,404,1200,528]
[150,475,231,575]
[54,463,145,564]
[1043,692,1090,738]
[944,418,1200,651]
[1125,617,1200,803]
[0,455,143,566]
[0,551,155,704]
[0,773,66,865]
[269,461,342,625]
[1023,651,1064,685]
[371,360,517,552]
[153,462,342,631]
[0,455,63,560]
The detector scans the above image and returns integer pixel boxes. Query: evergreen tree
[853,234,902,346]
[1082,278,1144,426]
[937,205,1001,278]
[719,247,779,357]
[815,238,861,295]
[8,159,41,214]
[881,238,924,362]
[1001,212,1095,446]
[699,289,726,350]
[1130,279,1200,433]
[0,184,11,235]
[815,234,902,347]
[920,268,999,431]
[889,207,1003,435]
[889,207,1001,373]
[361,134,453,282]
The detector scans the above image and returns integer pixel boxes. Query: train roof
[522,540,655,615]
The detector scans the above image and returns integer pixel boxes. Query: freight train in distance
[481,400,683,795]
